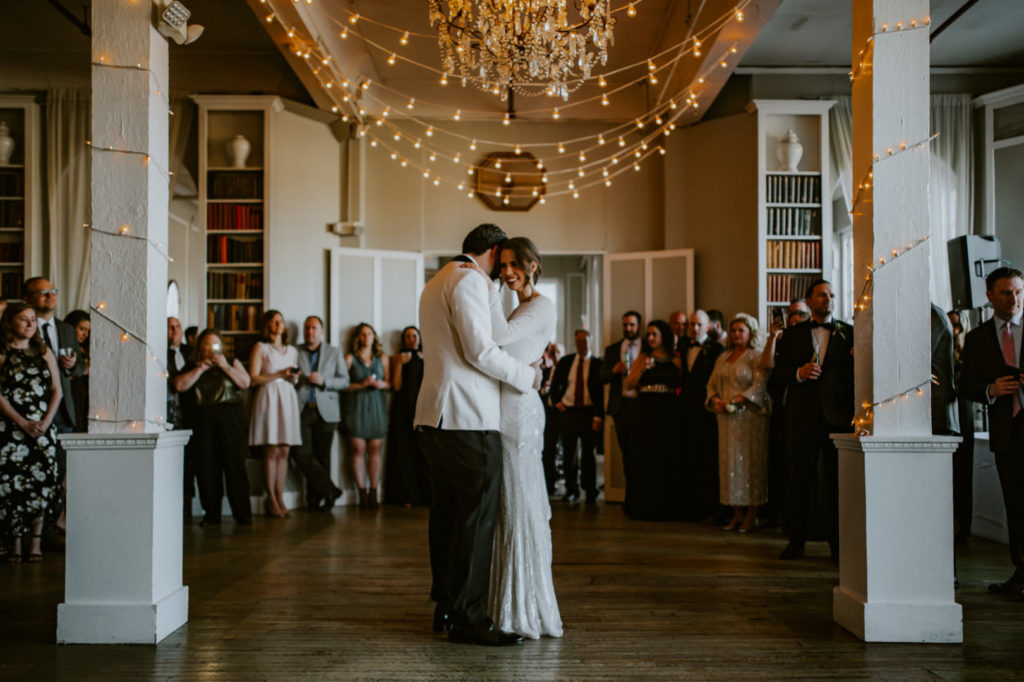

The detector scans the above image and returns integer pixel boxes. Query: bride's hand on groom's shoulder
[458,261,496,289]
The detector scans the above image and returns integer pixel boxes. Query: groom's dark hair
[462,223,508,256]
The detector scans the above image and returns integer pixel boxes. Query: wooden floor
[2,501,1023,681]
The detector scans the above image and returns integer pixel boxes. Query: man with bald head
[679,309,725,521]
[669,311,689,355]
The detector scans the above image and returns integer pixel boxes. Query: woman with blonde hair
[706,313,770,533]
[342,322,390,509]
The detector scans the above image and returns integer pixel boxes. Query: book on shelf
[0,241,24,262]
[207,235,263,263]
[767,207,820,236]
[0,169,24,196]
[766,174,821,204]
[207,203,263,231]
[207,303,262,333]
[0,200,24,227]
[1,271,21,298]
[766,240,822,270]
[766,273,820,303]
[208,170,263,200]
[207,270,264,300]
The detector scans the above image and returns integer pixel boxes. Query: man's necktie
[1001,321,1021,417]
[42,321,56,353]
[574,357,585,407]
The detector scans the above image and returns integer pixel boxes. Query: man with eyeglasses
[23,277,84,433]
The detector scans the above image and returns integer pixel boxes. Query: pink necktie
[1002,322,1021,417]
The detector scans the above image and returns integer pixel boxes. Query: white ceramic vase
[227,134,251,169]
[0,122,15,166]
[776,129,803,172]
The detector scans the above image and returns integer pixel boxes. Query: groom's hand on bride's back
[530,358,544,391]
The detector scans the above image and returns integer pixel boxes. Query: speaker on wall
[947,235,1003,310]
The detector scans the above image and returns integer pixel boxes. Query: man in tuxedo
[680,309,725,521]
[960,267,1024,596]
[539,342,564,495]
[294,315,349,511]
[669,310,690,353]
[24,277,83,432]
[415,224,540,646]
[167,317,192,428]
[550,329,604,505]
[773,279,854,561]
[706,309,726,346]
[601,310,643,513]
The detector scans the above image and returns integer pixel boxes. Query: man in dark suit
[294,315,349,511]
[550,329,604,505]
[24,277,84,433]
[680,309,725,521]
[601,311,643,513]
[539,342,564,495]
[773,279,854,561]
[960,267,1024,596]
[167,316,194,518]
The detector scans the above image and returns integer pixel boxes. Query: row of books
[767,207,820,236]
[0,170,24,196]
[766,174,820,204]
[0,201,24,227]
[0,241,24,262]
[766,274,820,303]
[1,271,21,298]
[207,204,263,231]
[766,239,821,270]
[207,303,262,333]
[208,170,263,200]
[214,334,258,363]
[207,235,263,263]
[207,270,264,300]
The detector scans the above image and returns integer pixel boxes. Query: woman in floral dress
[0,302,62,563]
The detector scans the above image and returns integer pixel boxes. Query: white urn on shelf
[776,129,803,172]
[0,122,14,166]
[227,134,251,169]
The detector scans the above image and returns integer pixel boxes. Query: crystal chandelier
[427,0,616,101]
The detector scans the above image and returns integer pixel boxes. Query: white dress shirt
[988,311,1023,406]
[620,337,642,399]
[561,354,593,408]
[686,334,708,371]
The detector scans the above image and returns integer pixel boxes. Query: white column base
[57,585,188,645]
[57,431,191,644]
[832,434,963,643]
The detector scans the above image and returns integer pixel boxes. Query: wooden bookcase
[0,96,40,301]
[752,100,835,325]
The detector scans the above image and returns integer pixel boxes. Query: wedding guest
[63,309,91,433]
[773,280,854,561]
[185,326,198,348]
[960,267,1024,596]
[0,303,62,562]
[948,308,975,544]
[248,310,302,518]
[293,315,348,512]
[174,329,252,526]
[550,329,603,505]
[540,342,565,495]
[343,322,390,509]
[167,316,195,518]
[601,311,643,515]
[707,309,725,345]
[669,310,690,357]
[624,320,682,521]
[680,309,725,521]
[384,325,430,507]
[707,313,770,533]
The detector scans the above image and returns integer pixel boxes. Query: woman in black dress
[63,309,90,433]
[173,329,253,526]
[0,303,63,562]
[384,326,429,507]
[623,319,682,521]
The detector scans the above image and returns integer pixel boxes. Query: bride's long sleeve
[489,289,554,346]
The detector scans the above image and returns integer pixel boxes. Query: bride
[480,237,563,639]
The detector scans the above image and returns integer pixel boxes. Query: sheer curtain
[46,89,91,313]
[828,94,974,311]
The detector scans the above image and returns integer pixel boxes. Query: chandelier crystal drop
[427,0,616,101]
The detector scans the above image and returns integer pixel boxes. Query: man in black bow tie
[772,280,854,561]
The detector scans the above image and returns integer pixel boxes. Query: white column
[57,0,189,644]
[833,0,961,643]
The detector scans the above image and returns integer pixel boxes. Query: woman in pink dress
[248,310,302,517]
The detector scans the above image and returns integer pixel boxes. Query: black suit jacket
[601,339,632,416]
[960,317,1023,453]
[679,340,724,413]
[45,317,85,429]
[931,304,959,435]
[772,319,855,429]
[549,353,604,417]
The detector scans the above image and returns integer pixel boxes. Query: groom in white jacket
[415,224,540,646]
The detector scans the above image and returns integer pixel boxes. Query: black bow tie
[811,321,834,331]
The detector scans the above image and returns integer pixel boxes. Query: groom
[415,224,540,646]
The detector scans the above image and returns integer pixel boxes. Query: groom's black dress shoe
[448,621,524,646]
[778,542,805,560]
[432,606,452,633]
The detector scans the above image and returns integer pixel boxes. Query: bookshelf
[193,96,280,362]
[752,100,834,325]
[0,97,39,301]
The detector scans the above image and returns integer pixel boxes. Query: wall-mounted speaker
[947,235,1003,310]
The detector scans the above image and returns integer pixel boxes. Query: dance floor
[2,500,1023,680]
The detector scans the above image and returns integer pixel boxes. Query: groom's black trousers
[419,426,502,628]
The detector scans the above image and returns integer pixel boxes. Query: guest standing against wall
[343,322,390,510]
[248,310,302,518]
[63,309,91,433]
[601,311,643,516]
[385,325,429,507]
[706,313,770,533]
[549,329,603,505]
[680,309,725,522]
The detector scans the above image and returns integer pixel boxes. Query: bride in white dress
[483,237,563,639]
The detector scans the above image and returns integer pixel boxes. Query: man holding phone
[961,266,1024,597]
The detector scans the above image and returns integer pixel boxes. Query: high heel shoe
[368,489,380,510]
[721,520,741,531]
[265,498,286,518]
[28,533,43,562]
[358,488,369,510]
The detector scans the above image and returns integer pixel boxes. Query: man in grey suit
[294,315,349,511]
[24,277,84,432]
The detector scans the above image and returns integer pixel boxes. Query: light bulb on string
[627,3,636,17]
[453,109,461,121]
[598,135,606,145]
[601,94,610,106]
[426,127,434,137]
[557,143,566,154]
[400,31,410,46]
[598,75,607,88]
[552,108,561,120]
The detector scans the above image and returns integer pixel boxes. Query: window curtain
[45,89,91,314]
[828,94,974,311]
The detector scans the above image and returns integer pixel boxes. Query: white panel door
[601,249,694,503]
[329,247,424,355]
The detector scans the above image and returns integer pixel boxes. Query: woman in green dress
[342,322,390,509]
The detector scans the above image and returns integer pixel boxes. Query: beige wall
[664,111,759,319]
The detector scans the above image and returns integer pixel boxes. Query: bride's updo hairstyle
[501,237,543,284]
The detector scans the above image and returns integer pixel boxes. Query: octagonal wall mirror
[475,151,546,211]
